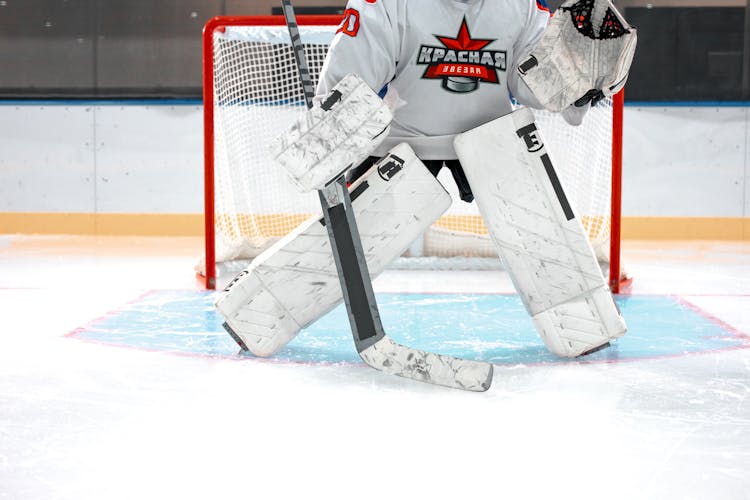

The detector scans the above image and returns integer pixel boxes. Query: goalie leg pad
[454,107,626,357]
[269,73,393,192]
[215,143,452,357]
[532,285,624,357]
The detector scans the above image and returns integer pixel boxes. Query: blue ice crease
[71,290,748,365]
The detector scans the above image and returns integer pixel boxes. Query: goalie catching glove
[518,0,637,113]
[269,74,393,192]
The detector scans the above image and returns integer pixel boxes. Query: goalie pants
[347,156,475,203]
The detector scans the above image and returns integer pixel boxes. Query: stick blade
[359,337,493,392]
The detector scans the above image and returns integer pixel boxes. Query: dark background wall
[0,0,223,97]
[0,0,746,101]
[625,7,746,101]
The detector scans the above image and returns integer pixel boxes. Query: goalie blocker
[454,107,626,357]
[269,73,393,193]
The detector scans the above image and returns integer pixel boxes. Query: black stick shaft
[280,0,385,350]
[281,0,316,109]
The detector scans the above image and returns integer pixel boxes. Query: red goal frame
[201,15,343,290]
[201,15,625,293]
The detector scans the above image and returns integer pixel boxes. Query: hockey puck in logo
[443,76,478,93]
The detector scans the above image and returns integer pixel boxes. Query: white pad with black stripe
[454,108,626,357]
[215,143,451,357]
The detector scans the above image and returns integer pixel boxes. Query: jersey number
[337,8,360,37]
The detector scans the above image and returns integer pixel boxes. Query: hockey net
[200,15,624,291]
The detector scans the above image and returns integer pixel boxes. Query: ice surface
[0,235,748,500]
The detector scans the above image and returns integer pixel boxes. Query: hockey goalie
[215,0,637,366]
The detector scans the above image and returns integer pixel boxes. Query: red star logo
[436,18,493,51]
[417,17,503,90]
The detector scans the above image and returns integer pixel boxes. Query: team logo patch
[416,17,506,93]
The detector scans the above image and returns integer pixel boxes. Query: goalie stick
[279,0,493,392]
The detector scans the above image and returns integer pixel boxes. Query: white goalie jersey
[317,0,550,160]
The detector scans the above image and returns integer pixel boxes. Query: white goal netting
[204,20,615,276]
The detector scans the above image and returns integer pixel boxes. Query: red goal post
[201,15,342,290]
[200,15,625,292]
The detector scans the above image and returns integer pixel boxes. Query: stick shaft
[281,0,316,109]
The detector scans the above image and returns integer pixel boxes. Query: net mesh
[208,22,613,266]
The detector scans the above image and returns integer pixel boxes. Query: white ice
[0,235,749,500]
